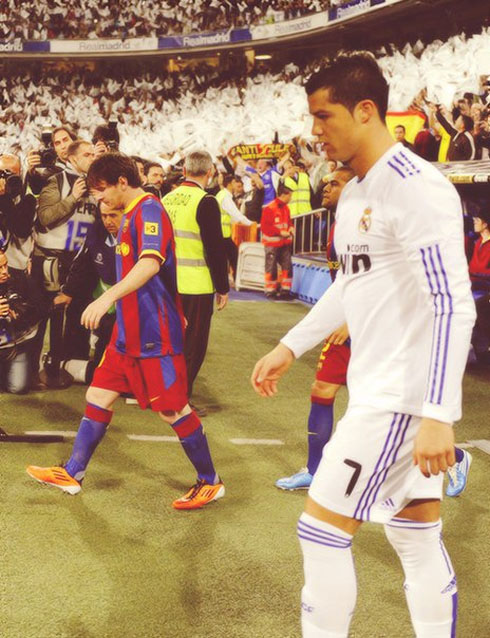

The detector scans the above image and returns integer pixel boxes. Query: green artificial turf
[1,298,489,637]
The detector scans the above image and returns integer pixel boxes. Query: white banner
[251,12,329,41]
[50,37,158,54]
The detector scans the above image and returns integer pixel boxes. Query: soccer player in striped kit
[27,153,224,510]
[252,53,476,637]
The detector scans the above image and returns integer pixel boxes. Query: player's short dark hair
[305,52,389,121]
[394,124,406,133]
[222,173,235,187]
[144,162,163,176]
[334,166,356,182]
[277,181,293,197]
[87,152,141,189]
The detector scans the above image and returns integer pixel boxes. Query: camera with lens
[0,285,19,328]
[92,120,120,152]
[39,131,57,168]
[0,169,23,199]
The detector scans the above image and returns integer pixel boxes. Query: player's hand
[54,293,72,307]
[413,418,455,478]
[251,343,294,397]
[27,150,42,173]
[0,299,10,317]
[216,293,228,311]
[0,178,6,196]
[326,323,349,345]
[72,177,87,200]
[81,296,113,330]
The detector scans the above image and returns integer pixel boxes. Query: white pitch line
[466,440,490,456]
[128,434,179,442]
[24,430,77,437]
[229,438,284,445]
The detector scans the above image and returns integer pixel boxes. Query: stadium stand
[0,0,336,40]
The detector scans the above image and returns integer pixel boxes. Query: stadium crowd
[0,0,338,41]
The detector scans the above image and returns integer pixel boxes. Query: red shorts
[315,341,350,385]
[91,348,188,412]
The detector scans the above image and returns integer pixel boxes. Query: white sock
[385,518,457,637]
[297,512,356,638]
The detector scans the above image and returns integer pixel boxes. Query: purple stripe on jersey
[420,247,439,402]
[297,521,352,547]
[439,535,454,576]
[421,247,445,403]
[427,246,446,402]
[297,533,352,549]
[365,415,411,521]
[393,154,414,176]
[353,413,400,520]
[387,161,406,179]
[399,150,421,174]
[451,592,458,638]
[435,245,453,404]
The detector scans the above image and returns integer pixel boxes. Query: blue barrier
[292,259,332,304]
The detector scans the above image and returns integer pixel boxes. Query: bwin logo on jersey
[359,207,372,233]
[339,252,372,275]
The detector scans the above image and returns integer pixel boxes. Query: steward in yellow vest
[161,150,229,400]
[284,166,312,218]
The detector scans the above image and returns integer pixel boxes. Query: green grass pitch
[1,298,489,637]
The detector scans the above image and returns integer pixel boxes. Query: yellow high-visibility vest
[284,172,311,217]
[162,184,214,294]
[216,188,232,239]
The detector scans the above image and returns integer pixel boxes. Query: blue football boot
[275,468,313,491]
[446,450,472,497]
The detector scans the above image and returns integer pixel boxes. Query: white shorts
[308,405,444,524]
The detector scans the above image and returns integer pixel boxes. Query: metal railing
[292,207,333,256]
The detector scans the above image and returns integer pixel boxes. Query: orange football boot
[172,478,225,510]
[26,465,82,495]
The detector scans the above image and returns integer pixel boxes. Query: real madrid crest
[359,207,372,233]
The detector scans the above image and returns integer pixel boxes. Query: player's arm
[81,256,159,330]
[392,174,476,475]
[251,280,345,396]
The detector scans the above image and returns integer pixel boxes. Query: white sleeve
[391,168,476,423]
[222,192,253,226]
[280,279,345,358]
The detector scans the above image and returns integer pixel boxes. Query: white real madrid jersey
[282,143,476,423]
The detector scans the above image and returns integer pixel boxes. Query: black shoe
[189,401,208,417]
[278,291,294,301]
[265,292,277,300]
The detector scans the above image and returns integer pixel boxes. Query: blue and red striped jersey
[112,193,185,358]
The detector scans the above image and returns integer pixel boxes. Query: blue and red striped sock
[172,411,217,484]
[64,403,113,480]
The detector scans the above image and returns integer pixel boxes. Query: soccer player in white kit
[252,53,476,638]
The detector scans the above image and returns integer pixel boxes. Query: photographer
[26,126,76,196]
[92,121,120,155]
[0,249,47,394]
[30,140,97,386]
[0,153,37,273]
[53,201,122,383]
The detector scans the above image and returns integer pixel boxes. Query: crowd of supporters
[0,0,340,40]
